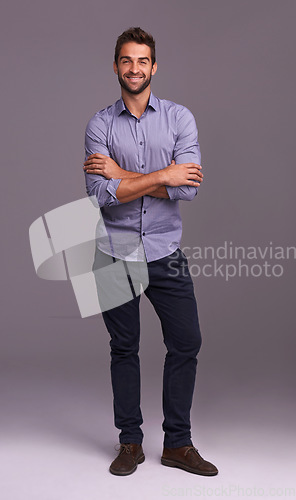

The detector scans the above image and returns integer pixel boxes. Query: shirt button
[139,141,143,145]
[143,210,146,214]
[137,119,140,123]
[142,232,145,236]
[141,164,144,168]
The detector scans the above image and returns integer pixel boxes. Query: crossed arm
[83,153,203,204]
[84,106,203,205]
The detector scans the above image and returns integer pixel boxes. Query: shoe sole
[109,454,145,476]
[161,457,218,476]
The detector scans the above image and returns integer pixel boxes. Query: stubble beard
[117,71,152,95]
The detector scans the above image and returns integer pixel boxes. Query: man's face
[113,42,157,95]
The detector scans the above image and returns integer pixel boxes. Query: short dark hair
[114,27,156,66]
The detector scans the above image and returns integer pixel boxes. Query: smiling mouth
[126,76,144,82]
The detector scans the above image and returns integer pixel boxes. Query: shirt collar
[116,91,159,116]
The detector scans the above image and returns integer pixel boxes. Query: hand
[83,154,124,179]
[163,160,203,187]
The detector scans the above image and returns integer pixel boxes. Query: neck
[121,86,151,118]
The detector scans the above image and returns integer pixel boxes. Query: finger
[85,168,103,174]
[185,163,202,169]
[188,173,203,182]
[194,167,203,176]
[185,164,202,173]
[84,159,104,167]
[84,157,105,164]
[83,164,99,170]
[188,167,203,177]
[188,178,202,184]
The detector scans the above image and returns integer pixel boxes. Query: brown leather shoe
[161,445,218,476]
[109,443,145,476]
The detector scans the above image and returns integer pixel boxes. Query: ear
[151,61,157,76]
[113,61,118,75]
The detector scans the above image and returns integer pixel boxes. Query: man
[83,27,218,477]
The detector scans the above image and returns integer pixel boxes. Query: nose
[130,62,140,74]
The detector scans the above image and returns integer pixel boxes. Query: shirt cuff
[166,186,177,200]
[106,178,122,203]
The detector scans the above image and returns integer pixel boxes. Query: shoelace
[184,446,200,457]
[114,443,131,454]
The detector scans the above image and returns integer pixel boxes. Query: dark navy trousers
[100,248,202,448]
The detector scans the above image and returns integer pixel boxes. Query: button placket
[137,117,146,239]
[137,118,145,172]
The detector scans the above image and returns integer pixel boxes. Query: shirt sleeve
[166,106,201,202]
[84,113,122,207]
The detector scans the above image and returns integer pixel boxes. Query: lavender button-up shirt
[84,92,201,263]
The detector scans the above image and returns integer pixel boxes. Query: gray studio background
[1,1,295,499]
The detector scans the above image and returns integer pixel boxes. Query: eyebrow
[119,56,150,61]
